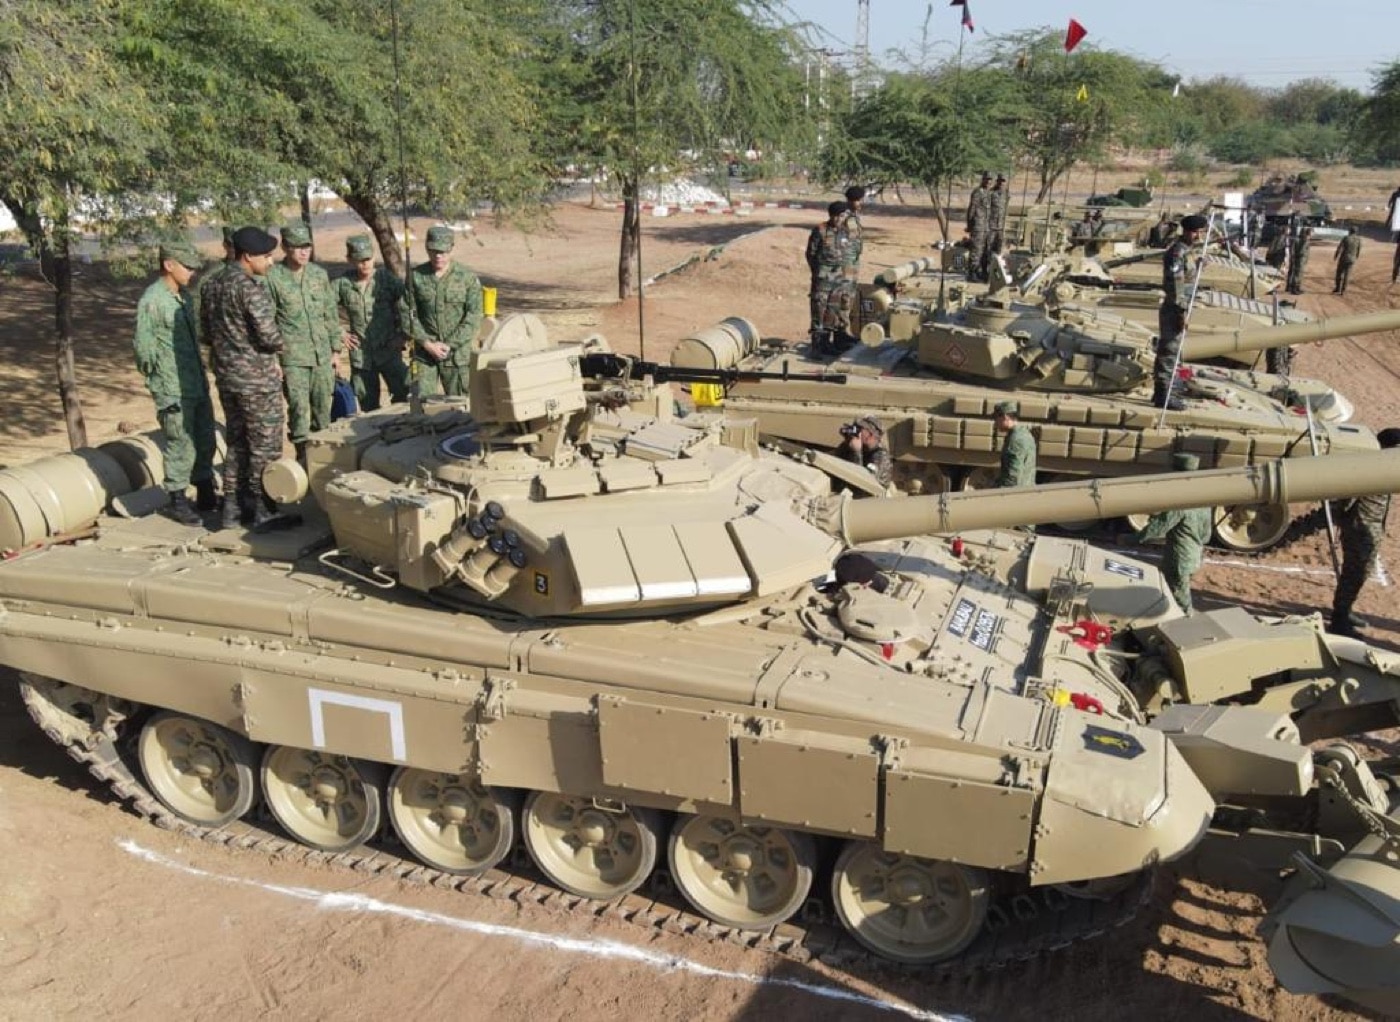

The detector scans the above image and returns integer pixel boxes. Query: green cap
[159,240,203,270]
[993,400,1019,416]
[426,225,456,253]
[1172,453,1200,471]
[346,234,374,261]
[281,222,312,247]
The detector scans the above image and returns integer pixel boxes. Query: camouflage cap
[231,226,278,257]
[346,234,374,261]
[1172,453,1200,471]
[993,400,1019,416]
[856,415,883,436]
[281,222,313,247]
[980,171,992,181]
[995,173,1007,182]
[426,225,456,253]
[159,240,202,270]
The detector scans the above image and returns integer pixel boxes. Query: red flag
[950,0,974,33]
[1064,18,1087,53]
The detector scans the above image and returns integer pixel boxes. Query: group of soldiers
[966,172,1009,281]
[133,221,483,530]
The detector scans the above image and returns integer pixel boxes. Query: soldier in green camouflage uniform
[336,234,408,411]
[1156,214,1207,411]
[1332,227,1362,295]
[966,172,992,281]
[993,400,1036,488]
[266,222,344,458]
[399,225,483,397]
[201,227,286,530]
[1331,427,1400,637]
[132,240,217,526]
[807,202,857,356]
[1133,453,1213,614]
[1286,223,1311,294]
[836,415,892,489]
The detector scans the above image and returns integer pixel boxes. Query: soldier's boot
[165,492,203,527]
[220,494,243,531]
[1332,610,1369,632]
[194,478,219,512]
[251,488,301,533]
[294,441,308,468]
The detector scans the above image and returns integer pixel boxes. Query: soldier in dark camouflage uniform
[806,202,857,356]
[132,239,217,526]
[1332,227,1362,295]
[843,185,866,276]
[1133,453,1213,614]
[1330,427,1400,637]
[966,172,992,281]
[201,227,286,530]
[400,225,483,397]
[336,234,408,411]
[1156,213,1207,411]
[1286,223,1311,294]
[836,415,892,489]
[266,222,344,459]
[985,173,1008,277]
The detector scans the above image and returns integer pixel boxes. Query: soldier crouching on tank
[1330,426,1400,637]
[201,226,289,531]
[837,416,893,489]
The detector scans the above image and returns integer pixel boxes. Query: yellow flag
[1076,84,1088,102]
[691,383,724,407]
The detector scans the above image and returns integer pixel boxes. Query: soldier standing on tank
[337,234,408,411]
[966,172,992,281]
[1332,227,1362,295]
[836,415,892,489]
[805,201,844,335]
[1330,427,1400,637]
[993,401,1036,488]
[201,227,286,530]
[266,222,346,463]
[1132,453,1212,615]
[984,174,1009,278]
[132,239,218,526]
[806,201,855,356]
[843,185,866,272]
[1155,213,1207,412]
[1286,224,1312,295]
[400,224,483,397]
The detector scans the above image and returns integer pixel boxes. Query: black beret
[1181,214,1209,232]
[232,226,278,256]
[827,200,849,218]
[844,185,866,202]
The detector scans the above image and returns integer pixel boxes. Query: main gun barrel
[1182,308,1400,360]
[837,450,1400,544]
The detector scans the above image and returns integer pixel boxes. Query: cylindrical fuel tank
[0,442,151,551]
[669,317,762,371]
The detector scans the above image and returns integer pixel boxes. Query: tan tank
[688,300,1400,551]
[2,316,1400,1009]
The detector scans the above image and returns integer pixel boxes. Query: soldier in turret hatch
[836,416,892,489]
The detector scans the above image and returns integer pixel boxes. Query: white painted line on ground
[119,839,966,1022]
[1129,548,1390,586]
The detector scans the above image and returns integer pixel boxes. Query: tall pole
[389,0,422,414]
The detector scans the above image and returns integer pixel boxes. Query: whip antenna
[390,0,422,411]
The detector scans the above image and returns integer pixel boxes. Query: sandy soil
[2,173,1400,1022]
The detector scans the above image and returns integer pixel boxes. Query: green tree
[985,30,1161,202]
[0,0,163,449]
[535,1,814,298]
[1355,61,1400,166]
[124,0,547,276]
[820,66,1024,239]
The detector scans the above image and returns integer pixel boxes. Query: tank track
[19,675,1152,978]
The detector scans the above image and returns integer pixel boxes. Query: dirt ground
[3,169,1400,1021]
